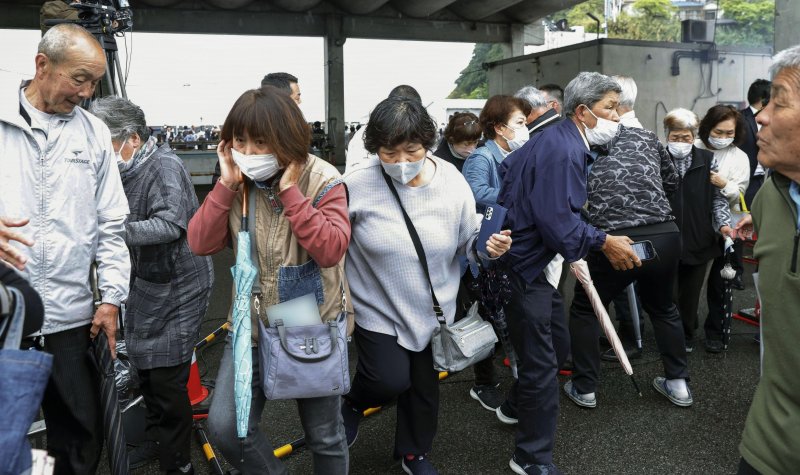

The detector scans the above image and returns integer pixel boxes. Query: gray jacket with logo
[0,83,130,335]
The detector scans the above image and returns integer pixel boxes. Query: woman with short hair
[663,108,733,354]
[90,96,214,474]
[463,95,531,212]
[696,104,750,352]
[341,95,511,475]
[432,111,481,172]
[187,86,350,473]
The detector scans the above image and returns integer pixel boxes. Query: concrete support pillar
[324,16,346,167]
[502,23,525,59]
[774,0,800,53]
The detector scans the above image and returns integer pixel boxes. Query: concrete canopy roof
[0,0,584,43]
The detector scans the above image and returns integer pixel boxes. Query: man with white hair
[515,85,561,137]
[613,75,643,128]
[0,24,130,473]
[734,44,800,475]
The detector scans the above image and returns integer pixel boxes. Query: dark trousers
[570,231,688,394]
[704,253,729,341]
[346,325,439,456]
[38,325,103,475]
[504,271,570,465]
[138,360,193,472]
[611,283,644,347]
[677,260,712,341]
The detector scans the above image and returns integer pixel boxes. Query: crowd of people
[1,22,799,475]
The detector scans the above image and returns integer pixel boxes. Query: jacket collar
[528,109,560,133]
[2,80,78,132]
[485,139,508,164]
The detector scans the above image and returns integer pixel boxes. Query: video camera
[44,0,133,35]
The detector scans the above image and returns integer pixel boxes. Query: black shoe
[704,339,724,353]
[495,400,518,425]
[128,440,158,470]
[341,398,362,447]
[732,275,745,290]
[401,454,439,475]
[469,383,504,411]
[600,346,642,362]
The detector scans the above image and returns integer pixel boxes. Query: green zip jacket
[739,172,800,475]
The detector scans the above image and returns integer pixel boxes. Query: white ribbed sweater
[344,155,482,351]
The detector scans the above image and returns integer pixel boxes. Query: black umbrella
[477,263,517,378]
[92,331,130,475]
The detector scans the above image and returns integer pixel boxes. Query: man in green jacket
[734,44,800,475]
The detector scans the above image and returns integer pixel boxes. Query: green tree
[609,0,680,42]
[448,43,505,99]
[715,0,774,47]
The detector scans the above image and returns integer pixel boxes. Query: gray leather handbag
[246,184,350,400]
[382,168,497,373]
[257,310,350,400]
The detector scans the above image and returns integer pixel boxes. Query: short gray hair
[612,75,638,108]
[38,24,100,65]
[663,108,699,136]
[770,44,800,85]
[563,72,622,116]
[89,96,151,142]
[514,85,547,110]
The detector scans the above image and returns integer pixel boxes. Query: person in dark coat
[91,96,214,474]
[432,111,481,173]
[662,108,732,352]
[740,79,771,208]
[496,72,639,475]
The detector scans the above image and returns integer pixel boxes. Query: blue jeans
[207,336,348,474]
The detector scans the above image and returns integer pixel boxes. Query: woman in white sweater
[341,95,511,475]
[694,105,750,353]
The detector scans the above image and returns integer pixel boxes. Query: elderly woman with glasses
[90,96,214,473]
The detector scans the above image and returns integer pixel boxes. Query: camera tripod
[43,8,128,99]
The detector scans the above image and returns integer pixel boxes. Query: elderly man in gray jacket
[0,24,130,474]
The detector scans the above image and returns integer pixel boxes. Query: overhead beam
[0,4,512,44]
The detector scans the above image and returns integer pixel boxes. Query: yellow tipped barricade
[273,371,449,459]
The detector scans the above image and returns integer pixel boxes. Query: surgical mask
[116,140,133,173]
[708,136,734,150]
[381,158,425,185]
[582,107,620,146]
[668,141,693,159]
[503,124,529,151]
[231,148,281,181]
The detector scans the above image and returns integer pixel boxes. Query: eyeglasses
[58,72,101,90]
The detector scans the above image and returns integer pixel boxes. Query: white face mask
[668,141,693,159]
[116,140,134,173]
[502,124,529,151]
[582,107,620,146]
[231,148,281,181]
[708,136,734,150]
[381,158,425,185]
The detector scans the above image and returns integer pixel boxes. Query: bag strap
[247,182,262,296]
[380,168,444,323]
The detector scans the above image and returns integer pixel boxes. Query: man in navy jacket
[496,72,638,475]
